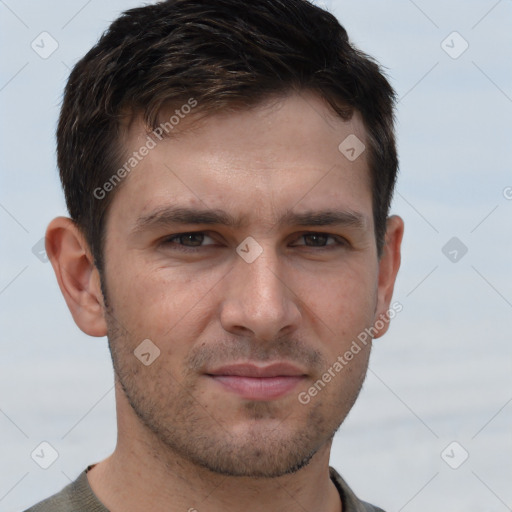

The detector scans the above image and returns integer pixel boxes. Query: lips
[206,362,307,400]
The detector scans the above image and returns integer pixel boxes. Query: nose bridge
[242,247,283,304]
[220,241,300,339]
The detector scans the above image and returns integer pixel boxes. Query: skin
[46,92,403,512]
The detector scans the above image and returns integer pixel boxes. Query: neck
[87,382,342,512]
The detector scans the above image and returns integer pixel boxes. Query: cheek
[104,246,378,363]
[104,258,223,353]
[290,260,378,333]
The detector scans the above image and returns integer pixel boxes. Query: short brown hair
[57,0,398,271]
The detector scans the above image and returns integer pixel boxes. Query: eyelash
[160,231,347,253]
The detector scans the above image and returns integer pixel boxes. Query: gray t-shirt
[23,465,385,512]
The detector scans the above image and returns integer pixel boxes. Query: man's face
[101,93,383,477]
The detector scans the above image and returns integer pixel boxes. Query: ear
[373,215,404,339]
[45,217,108,337]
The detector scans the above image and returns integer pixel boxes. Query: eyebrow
[131,205,367,235]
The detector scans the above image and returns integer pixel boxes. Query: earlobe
[373,215,404,339]
[45,217,108,337]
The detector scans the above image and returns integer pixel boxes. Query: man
[26,0,403,510]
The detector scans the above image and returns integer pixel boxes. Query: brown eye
[177,233,205,246]
[303,233,330,246]
[294,233,345,248]
[161,232,217,252]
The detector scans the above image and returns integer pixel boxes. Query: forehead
[108,92,372,231]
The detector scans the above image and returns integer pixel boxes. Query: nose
[219,245,301,342]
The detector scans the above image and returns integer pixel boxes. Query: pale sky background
[1,1,511,511]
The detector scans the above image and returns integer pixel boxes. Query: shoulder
[329,466,386,512]
[22,481,75,512]
[359,502,386,512]
[22,468,107,512]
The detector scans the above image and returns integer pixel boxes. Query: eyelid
[162,231,217,244]
[291,232,348,247]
